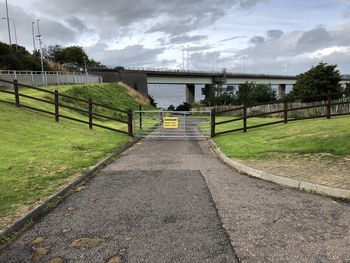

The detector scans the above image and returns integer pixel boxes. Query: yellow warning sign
[163,117,178,129]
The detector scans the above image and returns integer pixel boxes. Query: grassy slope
[0,83,149,228]
[214,116,350,160]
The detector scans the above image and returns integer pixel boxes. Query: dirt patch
[47,257,63,263]
[32,247,49,260]
[31,236,44,245]
[70,237,104,249]
[164,215,177,224]
[107,255,122,263]
[243,153,350,190]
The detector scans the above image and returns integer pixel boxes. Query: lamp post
[2,18,18,51]
[32,21,36,51]
[36,19,44,73]
[5,0,11,45]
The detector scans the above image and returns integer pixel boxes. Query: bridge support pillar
[278,84,286,99]
[186,84,195,104]
[204,84,215,103]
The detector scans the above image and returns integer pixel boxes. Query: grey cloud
[297,27,332,46]
[32,0,264,37]
[158,34,208,45]
[86,44,165,67]
[0,2,76,50]
[220,36,247,42]
[267,30,284,40]
[250,36,265,45]
[65,17,89,32]
[344,5,350,18]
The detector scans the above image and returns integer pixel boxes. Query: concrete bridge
[90,68,350,104]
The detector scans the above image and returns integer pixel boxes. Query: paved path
[2,138,350,262]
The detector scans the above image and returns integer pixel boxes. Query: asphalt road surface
[1,137,350,262]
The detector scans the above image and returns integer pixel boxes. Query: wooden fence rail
[0,78,133,136]
[211,91,350,137]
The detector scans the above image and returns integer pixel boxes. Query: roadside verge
[0,138,140,249]
[208,139,350,200]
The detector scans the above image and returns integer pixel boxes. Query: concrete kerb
[207,139,350,200]
[0,138,141,249]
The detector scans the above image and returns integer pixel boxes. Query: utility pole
[36,19,44,73]
[5,0,12,45]
[2,17,17,51]
[182,46,185,70]
[187,45,190,70]
[32,21,36,51]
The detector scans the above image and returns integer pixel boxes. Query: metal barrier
[0,71,102,88]
[133,110,211,139]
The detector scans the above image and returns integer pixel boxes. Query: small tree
[250,84,276,103]
[290,62,342,101]
[236,82,255,104]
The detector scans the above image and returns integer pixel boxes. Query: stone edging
[0,138,141,248]
[207,139,350,200]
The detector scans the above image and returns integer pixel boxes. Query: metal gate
[133,111,211,139]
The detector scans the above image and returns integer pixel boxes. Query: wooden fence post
[54,90,59,122]
[210,108,216,138]
[283,97,288,124]
[13,79,20,107]
[326,91,331,119]
[128,109,133,137]
[88,99,93,129]
[139,105,142,130]
[243,104,247,132]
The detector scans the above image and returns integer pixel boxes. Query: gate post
[128,109,133,137]
[243,104,247,132]
[210,108,216,138]
[283,96,288,124]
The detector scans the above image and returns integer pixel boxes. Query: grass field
[214,116,350,160]
[0,83,149,229]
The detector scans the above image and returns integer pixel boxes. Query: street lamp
[2,18,18,51]
[5,0,11,45]
[36,19,44,73]
[32,21,36,51]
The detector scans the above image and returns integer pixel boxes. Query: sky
[1,0,350,75]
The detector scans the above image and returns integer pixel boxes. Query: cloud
[250,36,265,45]
[158,34,208,45]
[267,30,284,40]
[86,44,165,67]
[219,36,247,42]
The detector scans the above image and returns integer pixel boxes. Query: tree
[290,62,342,101]
[250,84,276,103]
[62,46,87,64]
[47,45,64,63]
[345,84,350,97]
[175,102,191,111]
[236,82,254,104]
[167,105,175,111]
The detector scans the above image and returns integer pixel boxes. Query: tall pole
[11,19,18,51]
[187,44,189,71]
[32,21,36,51]
[36,19,44,73]
[5,0,12,45]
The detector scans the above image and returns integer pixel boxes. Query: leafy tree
[47,45,64,63]
[148,95,157,107]
[345,84,350,97]
[250,84,276,103]
[290,62,342,102]
[62,46,87,64]
[175,102,191,111]
[0,42,50,71]
[236,82,255,104]
[167,105,175,111]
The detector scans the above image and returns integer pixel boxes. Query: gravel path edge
[207,139,350,200]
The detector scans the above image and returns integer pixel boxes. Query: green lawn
[214,116,350,160]
[0,83,150,229]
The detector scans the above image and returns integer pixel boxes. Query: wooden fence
[211,92,350,137]
[0,78,133,136]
